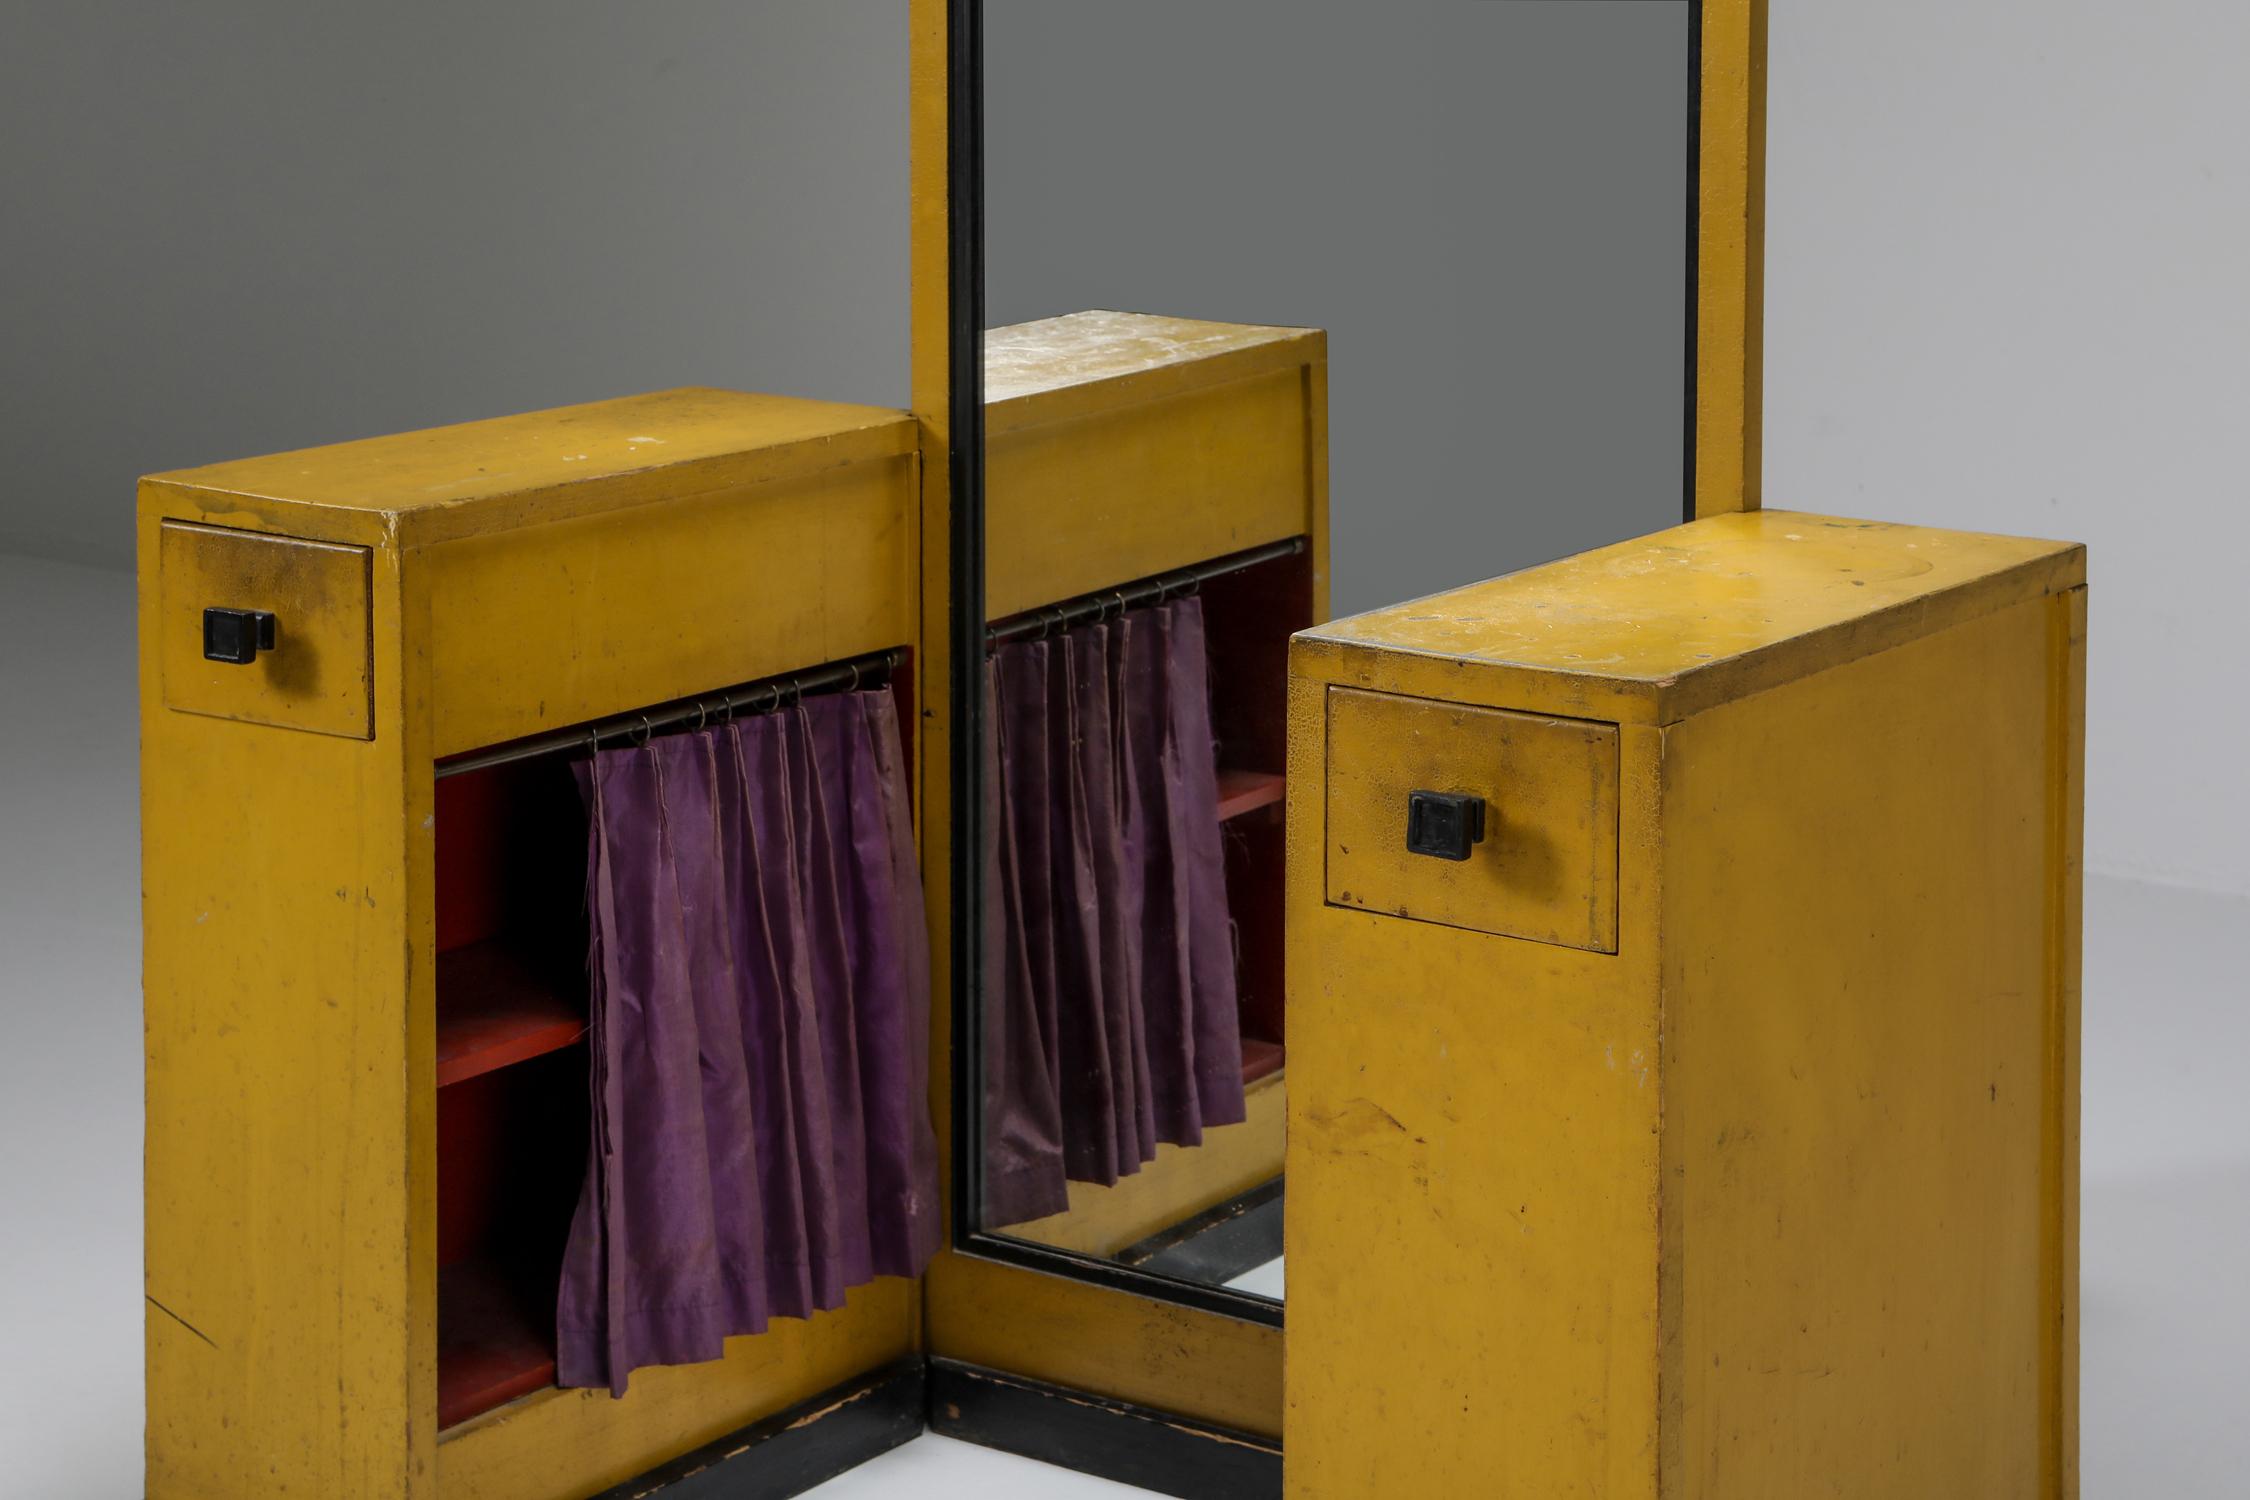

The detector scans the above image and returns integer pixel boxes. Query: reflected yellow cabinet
[970,309,1324,1262]
[1285,511,2084,1497]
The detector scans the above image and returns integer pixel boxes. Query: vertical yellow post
[908,0,957,1242]
[1695,0,1768,517]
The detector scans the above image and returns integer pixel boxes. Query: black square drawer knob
[1405,789,1486,861]
[203,607,278,665]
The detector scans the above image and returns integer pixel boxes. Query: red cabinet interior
[1198,544,1308,1076]
[429,659,916,1431]
[433,754,588,1430]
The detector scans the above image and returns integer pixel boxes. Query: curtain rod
[985,535,1307,648]
[435,647,908,781]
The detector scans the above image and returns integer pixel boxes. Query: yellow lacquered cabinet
[1285,511,2084,1498]
[139,390,924,1500]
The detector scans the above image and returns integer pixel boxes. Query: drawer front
[986,365,1310,619]
[160,520,374,740]
[1325,687,1618,952]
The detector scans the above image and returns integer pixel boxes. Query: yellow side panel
[1286,664,1667,1499]
[423,456,918,758]
[435,1282,917,1500]
[986,366,1311,619]
[924,1254,1283,1440]
[1662,591,2084,1498]
[994,1074,1285,1256]
[141,510,429,1496]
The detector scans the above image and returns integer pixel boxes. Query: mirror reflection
[972,0,1695,1301]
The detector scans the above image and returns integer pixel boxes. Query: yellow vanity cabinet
[139,390,923,1499]
[1285,511,2085,1498]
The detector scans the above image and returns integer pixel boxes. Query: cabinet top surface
[1299,511,2084,720]
[985,310,1321,406]
[142,388,914,527]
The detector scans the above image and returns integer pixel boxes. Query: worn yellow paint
[1695,0,1768,517]
[158,520,375,740]
[147,388,912,548]
[1661,590,2082,1496]
[421,455,917,758]
[142,503,428,1497]
[924,1252,1285,1441]
[1285,514,2083,1496]
[907,0,956,1230]
[994,1074,1286,1257]
[1325,689,1619,953]
[142,391,924,1498]
[985,311,1325,620]
[436,1284,915,1500]
[1303,510,2083,727]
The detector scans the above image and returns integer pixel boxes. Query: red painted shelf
[437,941,587,1089]
[1216,768,1285,822]
[1240,1037,1285,1085]
[438,1253,557,1429]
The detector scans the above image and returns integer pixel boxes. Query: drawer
[986,366,1311,619]
[1324,687,1618,952]
[160,521,373,739]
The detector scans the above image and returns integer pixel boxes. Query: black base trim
[1116,1179,1284,1287]
[592,1358,924,1499]
[928,1359,1281,1500]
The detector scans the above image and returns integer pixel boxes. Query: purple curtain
[982,597,1246,1229]
[557,688,940,1396]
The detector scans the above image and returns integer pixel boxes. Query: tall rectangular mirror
[954,0,1702,1316]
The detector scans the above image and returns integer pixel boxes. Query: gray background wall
[1765,0,2250,898]
[0,1,910,566]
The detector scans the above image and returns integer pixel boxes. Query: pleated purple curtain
[557,687,940,1397]
[982,597,1246,1229]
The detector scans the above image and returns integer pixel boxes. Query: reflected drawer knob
[1405,789,1486,861]
[203,607,278,665]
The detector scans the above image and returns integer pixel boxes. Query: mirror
[961,0,1698,1311]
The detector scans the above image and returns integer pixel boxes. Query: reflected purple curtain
[983,597,1246,1228]
[557,688,940,1397]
